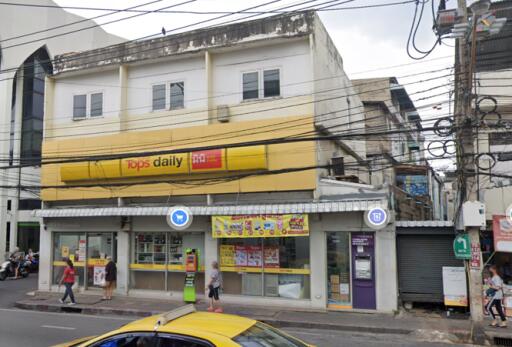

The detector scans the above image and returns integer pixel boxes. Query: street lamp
[469,0,491,16]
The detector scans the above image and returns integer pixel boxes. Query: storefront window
[52,233,85,286]
[327,232,351,308]
[87,233,116,288]
[219,237,310,299]
[130,232,204,291]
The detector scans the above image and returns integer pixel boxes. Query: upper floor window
[152,84,166,111]
[170,82,184,109]
[73,92,103,120]
[243,69,281,101]
[73,94,87,119]
[90,93,103,117]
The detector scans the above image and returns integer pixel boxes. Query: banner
[493,215,512,253]
[442,266,468,307]
[212,214,309,238]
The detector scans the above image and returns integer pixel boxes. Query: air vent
[217,105,230,123]
[331,157,345,176]
[494,337,512,346]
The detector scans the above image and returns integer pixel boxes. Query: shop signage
[470,242,481,269]
[364,208,389,230]
[212,214,309,238]
[453,234,471,259]
[167,206,193,231]
[442,266,468,307]
[351,234,373,247]
[493,215,512,253]
[60,145,267,181]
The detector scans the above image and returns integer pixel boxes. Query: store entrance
[327,232,352,309]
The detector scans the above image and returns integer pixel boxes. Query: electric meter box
[462,201,486,228]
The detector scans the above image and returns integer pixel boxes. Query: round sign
[167,206,193,230]
[364,207,389,230]
[507,204,512,225]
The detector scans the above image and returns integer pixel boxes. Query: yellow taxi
[53,305,314,347]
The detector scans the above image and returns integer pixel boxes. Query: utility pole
[455,0,484,323]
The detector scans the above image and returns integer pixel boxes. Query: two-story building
[35,12,398,312]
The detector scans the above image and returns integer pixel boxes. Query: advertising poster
[442,266,468,307]
[235,245,248,267]
[264,246,280,268]
[212,214,309,238]
[78,239,86,262]
[219,245,235,266]
[493,215,512,253]
[247,246,263,267]
[93,266,106,286]
[61,246,69,258]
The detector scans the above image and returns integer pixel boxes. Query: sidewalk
[14,291,492,344]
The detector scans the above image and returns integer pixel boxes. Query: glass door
[327,232,352,309]
[52,233,86,287]
[86,233,115,289]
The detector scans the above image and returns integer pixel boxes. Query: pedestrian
[206,260,222,313]
[59,258,77,306]
[103,256,116,300]
[486,265,507,328]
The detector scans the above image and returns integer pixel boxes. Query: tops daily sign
[167,206,193,231]
[364,208,388,230]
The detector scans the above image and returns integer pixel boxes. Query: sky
[51,0,457,169]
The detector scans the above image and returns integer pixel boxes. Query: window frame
[72,93,87,120]
[90,92,104,117]
[87,332,215,347]
[241,68,281,101]
[169,80,185,110]
[152,83,167,112]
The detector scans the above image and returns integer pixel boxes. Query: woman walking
[206,261,222,313]
[487,265,507,328]
[103,256,117,300]
[59,258,76,306]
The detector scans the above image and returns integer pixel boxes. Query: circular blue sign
[366,207,388,228]
[167,206,193,230]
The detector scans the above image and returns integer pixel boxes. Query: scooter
[0,257,29,280]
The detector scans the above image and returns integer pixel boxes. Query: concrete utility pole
[455,0,483,323]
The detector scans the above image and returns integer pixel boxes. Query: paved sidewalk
[14,291,495,345]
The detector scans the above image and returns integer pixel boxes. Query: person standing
[487,265,507,328]
[103,256,117,300]
[59,258,76,305]
[206,261,222,313]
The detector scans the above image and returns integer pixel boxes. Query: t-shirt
[491,275,504,299]
[211,269,221,288]
[63,266,76,284]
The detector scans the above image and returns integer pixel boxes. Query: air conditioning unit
[217,105,230,123]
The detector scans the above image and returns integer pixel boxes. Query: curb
[15,300,468,339]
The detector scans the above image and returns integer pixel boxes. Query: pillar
[116,230,130,294]
[309,217,327,309]
[204,227,217,288]
[38,220,52,291]
[119,65,129,131]
[375,227,398,312]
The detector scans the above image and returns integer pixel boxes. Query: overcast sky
[53,0,457,169]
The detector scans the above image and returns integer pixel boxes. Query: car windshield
[233,322,307,347]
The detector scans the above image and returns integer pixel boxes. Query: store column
[117,230,130,295]
[38,222,52,291]
[309,218,327,309]
[204,223,218,292]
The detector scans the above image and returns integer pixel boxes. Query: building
[36,11,398,312]
[0,0,124,255]
[352,78,445,221]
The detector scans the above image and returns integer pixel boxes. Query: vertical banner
[212,214,309,238]
[442,266,468,307]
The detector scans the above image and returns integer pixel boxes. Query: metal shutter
[397,233,463,303]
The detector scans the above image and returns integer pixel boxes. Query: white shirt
[491,275,504,300]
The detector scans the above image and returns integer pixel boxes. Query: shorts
[208,285,220,300]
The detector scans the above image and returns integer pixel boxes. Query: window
[92,334,157,347]
[152,84,166,111]
[234,322,308,347]
[73,94,87,119]
[90,93,103,117]
[170,82,184,109]
[7,200,11,211]
[18,199,41,210]
[263,69,280,97]
[243,72,259,100]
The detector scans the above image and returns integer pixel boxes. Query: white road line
[41,325,76,330]
[0,308,133,321]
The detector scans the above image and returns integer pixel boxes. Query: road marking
[0,308,133,321]
[41,325,76,330]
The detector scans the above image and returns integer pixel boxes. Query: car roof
[118,311,256,339]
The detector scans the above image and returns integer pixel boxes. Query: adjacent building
[0,0,123,255]
[36,12,398,312]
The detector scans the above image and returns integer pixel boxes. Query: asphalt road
[0,275,472,347]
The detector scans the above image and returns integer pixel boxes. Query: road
[0,276,471,347]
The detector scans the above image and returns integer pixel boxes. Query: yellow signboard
[60,146,267,181]
[212,214,309,238]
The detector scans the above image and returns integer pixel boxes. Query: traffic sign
[453,234,471,259]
